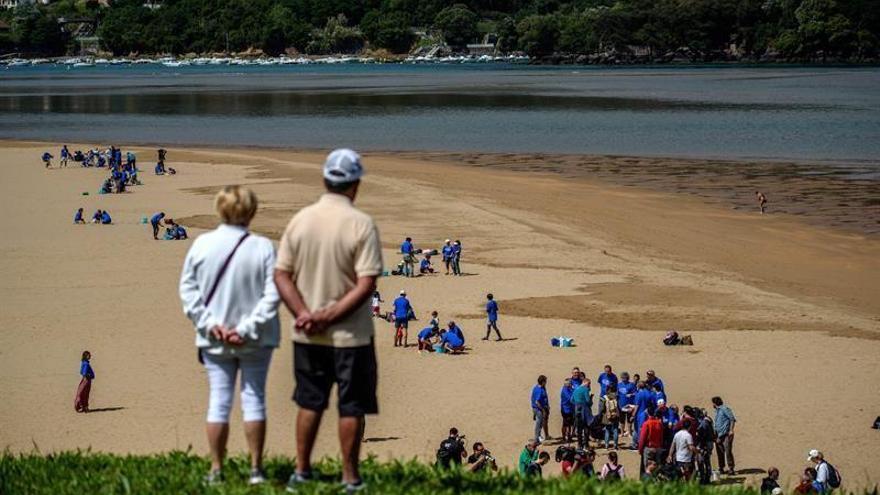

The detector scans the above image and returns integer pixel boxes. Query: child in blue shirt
[483,293,502,341]
[74,208,85,224]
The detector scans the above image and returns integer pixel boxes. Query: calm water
[1,64,879,170]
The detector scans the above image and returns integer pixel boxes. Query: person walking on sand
[179,185,281,486]
[273,149,383,494]
[756,191,768,214]
[531,375,550,442]
[60,145,70,167]
[451,240,463,276]
[400,237,415,277]
[483,293,502,341]
[74,351,95,413]
[151,212,166,240]
[712,396,736,475]
[42,151,53,168]
[392,290,412,347]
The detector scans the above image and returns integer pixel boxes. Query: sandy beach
[0,141,878,490]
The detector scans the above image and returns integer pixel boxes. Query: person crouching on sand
[179,185,281,486]
[75,351,95,413]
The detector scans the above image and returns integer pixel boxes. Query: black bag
[436,438,457,468]
[604,464,622,481]
[824,461,842,489]
[873,416,880,429]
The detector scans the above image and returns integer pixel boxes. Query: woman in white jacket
[179,185,279,485]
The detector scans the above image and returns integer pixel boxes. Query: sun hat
[323,148,363,184]
[807,449,821,461]
[399,290,406,295]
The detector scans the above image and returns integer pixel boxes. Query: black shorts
[293,341,378,417]
[562,412,574,427]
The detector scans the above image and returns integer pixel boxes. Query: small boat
[73,62,95,68]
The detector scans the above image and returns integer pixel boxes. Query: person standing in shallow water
[756,191,768,214]
[75,351,95,413]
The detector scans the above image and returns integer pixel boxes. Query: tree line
[2,0,878,62]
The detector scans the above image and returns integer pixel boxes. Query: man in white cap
[392,289,412,347]
[274,148,383,493]
[808,449,840,493]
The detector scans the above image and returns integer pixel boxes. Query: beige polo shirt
[276,193,383,348]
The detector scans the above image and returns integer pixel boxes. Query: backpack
[663,331,680,345]
[604,399,619,423]
[823,461,842,489]
[436,438,457,468]
[604,464,622,481]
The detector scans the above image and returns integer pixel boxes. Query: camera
[482,450,495,463]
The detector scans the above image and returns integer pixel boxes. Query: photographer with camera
[436,427,467,468]
[557,445,597,478]
[466,442,498,473]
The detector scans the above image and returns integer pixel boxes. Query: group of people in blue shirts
[150,211,188,241]
[74,207,112,225]
[384,290,501,353]
[397,237,463,277]
[544,367,669,448]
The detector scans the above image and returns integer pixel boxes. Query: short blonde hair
[214,185,258,226]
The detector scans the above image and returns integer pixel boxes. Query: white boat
[30,58,51,65]
[110,58,131,65]
[162,60,191,67]
[132,58,154,64]
[59,57,82,65]
[8,59,31,67]
[73,62,95,68]
[94,58,110,64]
[208,57,230,65]
[192,57,211,65]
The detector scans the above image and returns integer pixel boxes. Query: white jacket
[179,224,280,355]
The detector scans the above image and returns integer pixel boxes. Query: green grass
[0,451,873,494]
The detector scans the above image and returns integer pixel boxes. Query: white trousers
[202,347,273,423]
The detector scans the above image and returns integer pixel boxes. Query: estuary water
[1,64,879,170]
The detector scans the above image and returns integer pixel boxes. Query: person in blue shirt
[652,383,667,406]
[598,364,618,397]
[97,154,106,168]
[560,378,575,443]
[392,290,412,347]
[75,350,95,413]
[150,212,166,240]
[439,328,464,353]
[173,224,188,240]
[451,240,462,276]
[441,239,453,274]
[100,210,112,224]
[90,209,103,223]
[645,370,665,394]
[483,293,502,341]
[126,151,136,167]
[571,375,592,448]
[531,375,550,442]
[60,145,70,167]
[446,321,465,345]
[632,381,655,448]
[417,325,438,352]
[74,208,85,224]
[569,367,583,388]
[41,151,53,168]
[155,161,165,175]
[419,254,434,274]
[616,372,637,439]
[400,237,415,277]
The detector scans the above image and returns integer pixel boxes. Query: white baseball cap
[323,148,363,184]
[399,290,406,295]
[807,449,821,461]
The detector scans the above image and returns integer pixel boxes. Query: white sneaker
[248,468,266,485]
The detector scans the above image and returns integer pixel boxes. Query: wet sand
[0,141,878,490]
